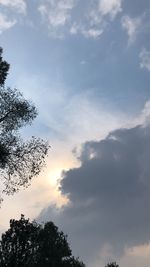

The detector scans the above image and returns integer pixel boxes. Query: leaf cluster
[0,48,9,86]
[105,262,119,267]
[0,215,85,267]
[0,48,49,203]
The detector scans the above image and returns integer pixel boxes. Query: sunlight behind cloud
[0,0,150,266]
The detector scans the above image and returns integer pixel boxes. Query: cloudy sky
[0,0,150,266]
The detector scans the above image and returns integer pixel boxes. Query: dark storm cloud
[38,124,150,264]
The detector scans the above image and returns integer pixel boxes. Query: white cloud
[82,28,103,39]
[0,13,16,33]
[121,15,142,44]
[0,0,26,33]
[70,22,104,39]
[139,48,150,71]
[38,0,123,38]
[99,0,122,19]
[70,22,79,34]
[38,0,75,31]
[0,0,26,14]
[78,0,122,39]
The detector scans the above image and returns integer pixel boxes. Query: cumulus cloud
[82,28,103,39]
[70,22,104,39]
[38,0,76,36]
[38,121,150,265]
[0,13,16,33]
[121,15,142,45]
[99,0,122,19]
[139,48,150,71]
[81,0,122,39]
[38,0,123,38]
[82,0,122,38]
[0,0,26,33]
[0,0,26,14]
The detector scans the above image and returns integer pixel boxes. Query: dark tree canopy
[0,215,86,267]
[0,48,49,202]
[105,263,119,267]
[0,48,9,87]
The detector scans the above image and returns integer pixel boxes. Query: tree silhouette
[0,215,86,267]
[105,263,119,267]
[0,47,9,86]
[0,48,49,203]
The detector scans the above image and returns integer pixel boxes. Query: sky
[0,0,150,266]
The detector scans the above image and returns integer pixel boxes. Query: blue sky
[1,1,150,267]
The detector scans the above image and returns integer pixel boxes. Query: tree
[105,263,119,267]
[0,48,49,203]
[0,215,86,267]
[0,47,9,86]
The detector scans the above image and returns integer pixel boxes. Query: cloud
[0,0,26,14]
[0,13,16,33]
[121,15,142,44]
[139,48,150,71]
[94,242,150,267]
[38,0,76,36]
[99,0,122,19]
[38,0,123,38]
[82,0,122,38]
[70,22,104,39]
[0,0,26,33]
[69,0,122,39]
[38,119,150,265]
[82,28,103,39]
[80,0,122,39]
[120,243,150,267]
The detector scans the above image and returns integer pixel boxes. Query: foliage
[0,215,86,267]
[0,48,9,86]
[0,48,49,202]
[105,263,119,267]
